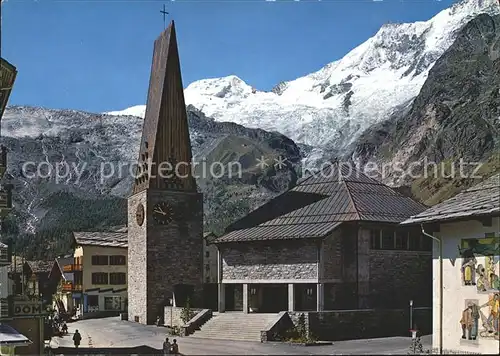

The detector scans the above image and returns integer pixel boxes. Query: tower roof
[216,164,427,243]
[133,21,195,194]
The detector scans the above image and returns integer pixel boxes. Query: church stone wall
[128,189,204,325]
[146,189,204,323]
[220,241,319,281]
[369,250,432,308]
[320,230,343,281]
[127,190,148,324]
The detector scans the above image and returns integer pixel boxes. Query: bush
[180,298,195,324]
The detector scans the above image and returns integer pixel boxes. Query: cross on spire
[160,4,169,30]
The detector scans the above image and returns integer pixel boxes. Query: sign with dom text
[14,302,43,316]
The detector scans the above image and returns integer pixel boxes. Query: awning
[0,323,32,346]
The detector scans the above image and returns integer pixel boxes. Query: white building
[0,242,32,354]
[403,174,500,354]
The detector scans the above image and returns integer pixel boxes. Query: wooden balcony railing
[0,247,10,266]
[0,186,12,219]
[0,297,13,319]
[62,264,83,272]
[61,282,82,292]
[0,146,7,179]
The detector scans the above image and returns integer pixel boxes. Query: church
[214,165,433,314]
[127,21,204,325]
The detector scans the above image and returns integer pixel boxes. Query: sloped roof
[103,225,127,233]
[203,232,217,243]
[0,323,31,346]
[216,164,427,243]
[0,242,7,248]
[73,231,128,248]
[27,260,53,273]
[402,174,500,225]
[48,256,73,280]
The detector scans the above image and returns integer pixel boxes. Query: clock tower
[127,21,203,325]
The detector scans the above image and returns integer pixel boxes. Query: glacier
[106,0,500,155]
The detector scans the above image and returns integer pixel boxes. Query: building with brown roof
[402,173,499,354]
[8,257,55,304]
[70,231,128,318]
[214,164,431,314]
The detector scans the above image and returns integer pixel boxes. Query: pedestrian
[163,337,171,355]
[73,329,82,348]
[171,339,179,355]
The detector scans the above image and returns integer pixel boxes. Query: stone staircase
[189,312,278,341]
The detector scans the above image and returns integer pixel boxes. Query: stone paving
[50,317,432,355]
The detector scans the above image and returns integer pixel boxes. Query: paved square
[50,317,432,355]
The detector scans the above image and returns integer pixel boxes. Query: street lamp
[421,225,443,355]
[409,299,414,330]
[169,298,173,328]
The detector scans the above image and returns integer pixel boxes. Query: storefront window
[104,296,122,311]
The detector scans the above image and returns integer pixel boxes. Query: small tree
[180,297,195,324]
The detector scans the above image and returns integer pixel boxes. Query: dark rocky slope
[348,13,500,205]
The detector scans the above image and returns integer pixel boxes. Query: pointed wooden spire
[133,21,196,194]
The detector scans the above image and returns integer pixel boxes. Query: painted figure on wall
[475,293,500,339]
[483,294,499,336]
[459,237,500,286]
[461,251,477,285]
[461,301,480,340]
[477,264,490,292]
[491,274,500,290]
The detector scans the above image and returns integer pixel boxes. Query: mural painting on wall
[459,236,500,342]
[460,299,480,340]
[458,237,499,292]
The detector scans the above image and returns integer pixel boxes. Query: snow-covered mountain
[107,0,499,158]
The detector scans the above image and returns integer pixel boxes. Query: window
[91,255,108,265]
[409,230,421,251]
[395,230,408,250]
[205,264,210,271]
[88,295,99,307]
[91,272,108,285]
[109,273,126,285]
[0,247,8,261]
[370,229,381,249]
[205,251,209,258]
[104,296,122,311]
[381,229,395,249]
[205,277,210,283]
[74,273,83,285]
[485,232,496,238]
[109,255,126,265]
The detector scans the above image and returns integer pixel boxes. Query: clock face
[152,202,174,225]
[136,203,145,226]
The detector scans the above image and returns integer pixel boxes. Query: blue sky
[2,0,457,112]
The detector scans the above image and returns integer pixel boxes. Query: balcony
[61,282,82,292]
[0,297,13,319]
[62,264,82,272]
[0,246,10,266]
[0,146,7,179]
[0,185,12,219]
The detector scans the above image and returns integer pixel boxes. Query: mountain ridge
[106,0,499,157]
